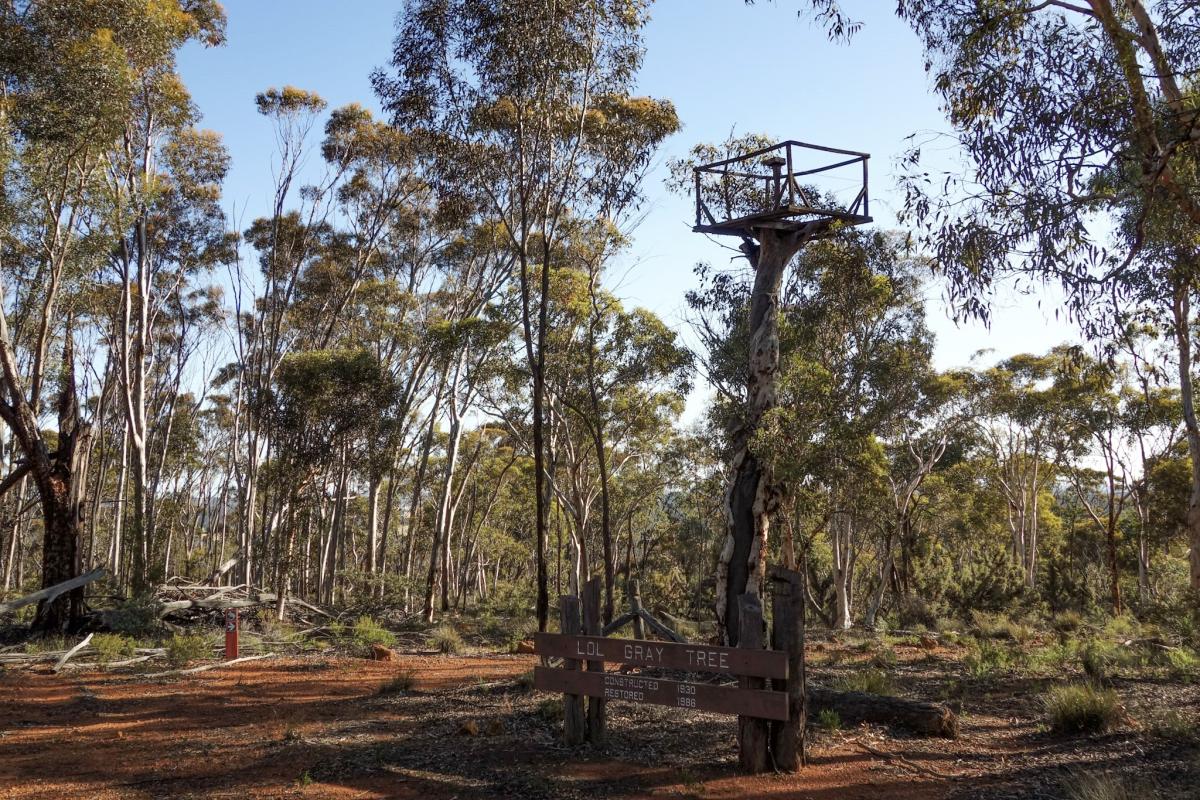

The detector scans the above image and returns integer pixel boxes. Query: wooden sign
[534,666,788,721]
[224,609,238,660]
[534,633,787,680]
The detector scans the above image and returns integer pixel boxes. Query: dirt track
[0,650,1194,799]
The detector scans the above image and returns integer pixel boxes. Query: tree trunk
[716,228,810,646]
[1172,287,1200,593]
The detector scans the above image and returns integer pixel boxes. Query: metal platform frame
[692,140,872,239]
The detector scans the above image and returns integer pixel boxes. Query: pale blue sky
[177,1,1076,384]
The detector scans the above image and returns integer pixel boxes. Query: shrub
[1101,614,1140,640]
[815,708,841,731]
[378,671,415,696]
[832,668,893,696]
[515,670,535,691]
[871,646,898,669]
[1062,771,1137,800]
[350,615,395,648]
[1149,709,1199,741]
[1026,641,1076,674]
[965,639,1011,679]
[970,610,1034,643]
[165,634,211,667]
[1080,639,1113,681]
[427,623,465,654]
[1052,610,1085,634]
[106,597,162,637]
[536,696,563,722]
[92,633,136,663]
[25,636,66,655]
[1044,683,1122,735]
[1166,647,1200,682]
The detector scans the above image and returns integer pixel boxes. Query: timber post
[736,593,769,773]
[560,594,586,745]
[628,577,646,640]
[770,566,806,770]
[582,577,606,743]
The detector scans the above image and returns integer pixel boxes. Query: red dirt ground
[0,654,955,800]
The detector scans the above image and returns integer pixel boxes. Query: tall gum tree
[373,0,679,630]
[764,0,1200,591]
[0,0,225,628]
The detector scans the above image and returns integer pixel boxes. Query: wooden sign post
[224,608,239,660]
[535,588,791,771]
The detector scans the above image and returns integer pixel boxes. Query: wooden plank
[533,667,788,722]
[601,610,636,636]
[628,578,646,640]
[534,633,787,680]
[635,608,687,644]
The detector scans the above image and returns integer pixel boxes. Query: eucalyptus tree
[966,354,1062,589]
[105,118,231,592]
[688,226,933,629]
[374,0,680,629]
[258,348,399,615]
[0,0,224,628]
[884,2,1200,590]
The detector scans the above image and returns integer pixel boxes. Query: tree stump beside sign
[534,590,792,771]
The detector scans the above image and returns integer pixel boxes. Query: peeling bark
[716,226,813,646]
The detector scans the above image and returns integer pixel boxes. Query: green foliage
[970,610,1034,643]
[870,646,898,669]
[92,633,136,663]
[1052,610,1084,634]
[24,635,66,655]
[165,634,211,667]
[1044,683,1122,736]
[1148,709,1199,742]
[106,598,163,637]
[1165,648,1200,683]
[536,697,563,723]
[427,623,464,655]
[964,639,1011,679]
[832,668,893,696]
[515,670,535,692]
[331,616,396,655]
[815,708,842,731]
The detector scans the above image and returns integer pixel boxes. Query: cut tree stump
[808,686,958,738]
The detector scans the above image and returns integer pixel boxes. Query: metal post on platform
[224,608,239,660]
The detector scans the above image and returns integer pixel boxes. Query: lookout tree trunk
[716,226,812,646]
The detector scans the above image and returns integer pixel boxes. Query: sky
[176,1,1079,394]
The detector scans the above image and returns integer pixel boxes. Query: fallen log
[139,652,275,679]
[808,686,957,738]
[53,633,93,672]
[287,597,333,619]
[157,592,277,616]
[0,567,107,616]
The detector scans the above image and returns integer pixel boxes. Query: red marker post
[224,608,239,660]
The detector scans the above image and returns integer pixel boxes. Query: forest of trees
[1,0,1197,643]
